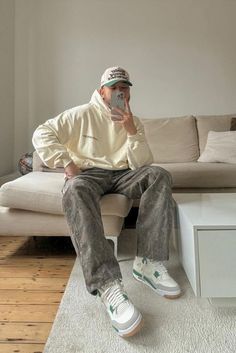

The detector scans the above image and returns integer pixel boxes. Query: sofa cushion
[0,172,133,216]
[198,131,236,164]
[196,114,234,153]
[153,162,236,188]
[141,116,199,163]
[0,206,124,237]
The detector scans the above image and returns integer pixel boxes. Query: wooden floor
[0,236,76,353]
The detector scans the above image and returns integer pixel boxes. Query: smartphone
[110,90,125,121]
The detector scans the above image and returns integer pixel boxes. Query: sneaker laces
[104,284,129,315]
[151,261,168,277]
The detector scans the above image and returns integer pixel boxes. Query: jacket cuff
[62,158,73,168]
[127,131,143,142]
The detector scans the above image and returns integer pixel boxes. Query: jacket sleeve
[32,111,74,169]
[127,117,154,169]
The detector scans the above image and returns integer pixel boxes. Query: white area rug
[43,231,236,353]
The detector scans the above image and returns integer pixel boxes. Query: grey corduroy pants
[62,165,175,295]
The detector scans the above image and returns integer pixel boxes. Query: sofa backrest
[141,116,199,163]
[33,114,236,170]
[195,114,234,153]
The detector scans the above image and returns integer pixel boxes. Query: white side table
[174,193,236,303]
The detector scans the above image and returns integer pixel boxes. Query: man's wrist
[127,127,137,136]
[63,159,74,168]
[64,161,75,168]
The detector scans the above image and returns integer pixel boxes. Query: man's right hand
[64,161,81,179]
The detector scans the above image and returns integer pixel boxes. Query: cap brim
[103,79,132,87]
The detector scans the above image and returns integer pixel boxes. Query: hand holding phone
[109,93,137,135]
[110,90,125,121]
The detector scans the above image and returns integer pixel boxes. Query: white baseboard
[208,297,236,307]
[0,172,20,186]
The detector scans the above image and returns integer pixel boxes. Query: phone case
[111,91,125,110]
[110,91,125,120]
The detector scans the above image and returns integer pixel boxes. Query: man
[32,66,181,338]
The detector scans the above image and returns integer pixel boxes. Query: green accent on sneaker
[123,294,128,300]
[143,275,156,289]
[142,257,148,264]
[133,269,142,278]
[154,271,160,278]
[112,325,119,332]
[110,305,115,314]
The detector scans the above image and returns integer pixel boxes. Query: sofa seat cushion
[154,163,236,188]
[0,172,133,216]
[0,206,124,237]
[141,116,199,163]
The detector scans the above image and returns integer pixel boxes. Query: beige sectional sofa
[142,114,236,190]
[0,114,235,256]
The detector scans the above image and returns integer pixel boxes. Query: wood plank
[0,256,75,267]
[0,266,72,278]
[0,305,58,322]
[0,262,73,271]
[0,343,44,353]
[0,245,28,260]
[0,235,74,351]
[0,236,74,258]
[0,277,68,291]
[0,237,29,248]
[0,236,28,245]
[0,290,63,305]
[0,322,51,343]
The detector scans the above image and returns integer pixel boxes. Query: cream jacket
[32,90,153,170]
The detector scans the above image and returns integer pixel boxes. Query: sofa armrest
[33,151,64,173]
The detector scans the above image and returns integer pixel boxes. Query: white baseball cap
[100,66,132,87]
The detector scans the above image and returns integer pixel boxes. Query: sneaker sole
[118,313,143,338]
[133,271,181,299]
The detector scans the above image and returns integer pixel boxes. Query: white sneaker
[133,257,181,299]
[100,280,143,337]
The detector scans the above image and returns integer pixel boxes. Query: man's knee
[142,165,173,186]
[64,176,94,196]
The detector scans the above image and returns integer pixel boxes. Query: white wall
[12,0,236,167]
[0,0,14,176]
